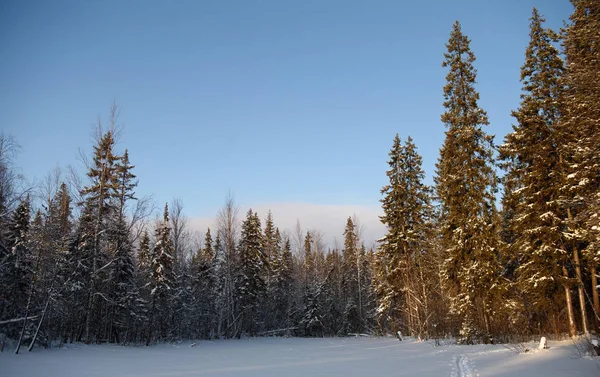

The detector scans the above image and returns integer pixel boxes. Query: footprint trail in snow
[450,354,478,377]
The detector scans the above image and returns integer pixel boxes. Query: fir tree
[435,22,500,342]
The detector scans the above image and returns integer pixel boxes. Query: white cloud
[187,202,385,250]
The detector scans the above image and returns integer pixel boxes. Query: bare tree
[293,219,304,257]
[170,197,190,267]
[215,192,240,338]
[0,133,25,219]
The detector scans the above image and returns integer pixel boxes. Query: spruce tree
[0,197,32,341]
[79,130,119,343]
[560,0,600,334]
[273,236,295,332]
[147,203,175,344]
[236,209,265,335]
[202,228,218,338]
[107,148,139,343]
[435,21,500,343]
[262,211,278,329]
[342,217,360,334]
[376,135,431,336]
[499,9,572,335]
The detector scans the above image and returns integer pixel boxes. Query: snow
[1,337,598,377]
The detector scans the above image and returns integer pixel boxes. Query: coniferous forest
[1,1,599,351]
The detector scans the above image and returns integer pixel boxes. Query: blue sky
[0,0,573,245]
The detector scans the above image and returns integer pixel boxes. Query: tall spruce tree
[79,130,119,343]
[499,9,573,336]
[435,22,500,343]
[107,149,140,343]
[560,0,600,334]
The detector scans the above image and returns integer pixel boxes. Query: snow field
[1,337,598,377]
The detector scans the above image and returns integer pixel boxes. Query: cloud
[187,202,385,250]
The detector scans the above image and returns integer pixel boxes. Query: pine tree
[435,22,500,343]
[499,9,572,336]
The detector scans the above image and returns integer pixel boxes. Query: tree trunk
[14,296,32,354]
[573,248,588,334]
[28,293,51,351]
[16,243,44,354]
[591,264,600,330]
[563,266,577,337]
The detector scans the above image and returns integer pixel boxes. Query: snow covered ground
[1,337,598,377]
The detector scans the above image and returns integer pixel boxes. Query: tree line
[1,1,598,349]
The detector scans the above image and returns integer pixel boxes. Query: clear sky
[0,0,573,246]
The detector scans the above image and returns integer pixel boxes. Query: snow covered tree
[262,211,278,329]
[189,228,218,338]
[435,22,500,343]
[322,249,343,335]
[559,0,600,334]
[147,203,175,344]
[272,236,295,333]
[304,231,315,286]
[300,281,325,337]
[236,209,266,336]
[375,135,434,338]
[341,217,361,334]
[105,148,142,343]
[79,126,120,343]
[137,230,151,277]
[0,197,32,341]
[58,201,95,343]
[499,9,574,336]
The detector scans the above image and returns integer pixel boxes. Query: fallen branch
[0,315,40,325]
[257,327,298,336]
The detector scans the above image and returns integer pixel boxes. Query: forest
[0,1,598,352]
